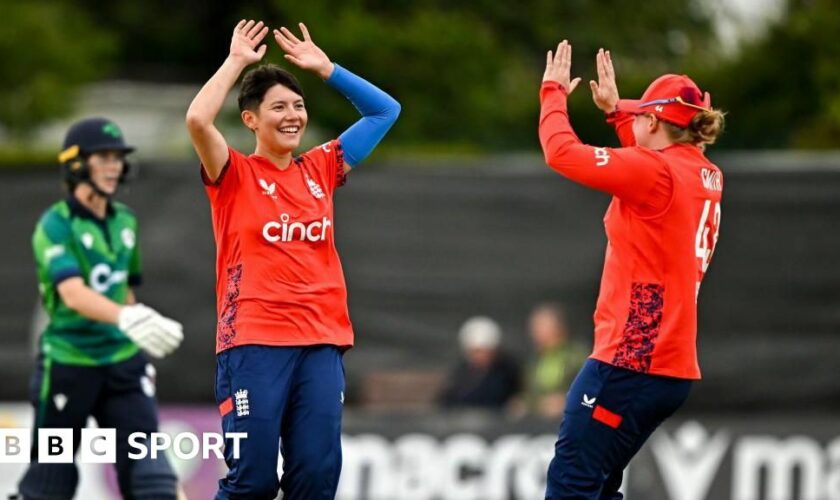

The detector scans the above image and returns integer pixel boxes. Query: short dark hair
[237,64,305,112]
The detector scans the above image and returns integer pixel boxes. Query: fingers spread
[280,26,302,44]
[254,26,269,43]
[234,19,247,32]
[274,30,294,51]
[284,54,304,66]
[299,22,312,42]
[247,20,264,39]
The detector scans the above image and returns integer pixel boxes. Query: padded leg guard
[17,463,79,500]
[120,453,178,500]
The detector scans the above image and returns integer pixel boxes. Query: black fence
[1,152,839,412]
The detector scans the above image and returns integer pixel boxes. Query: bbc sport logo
[0,428,247,463]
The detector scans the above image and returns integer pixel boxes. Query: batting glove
[118,304,184,359]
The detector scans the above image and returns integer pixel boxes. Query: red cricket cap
[617,74,711,128]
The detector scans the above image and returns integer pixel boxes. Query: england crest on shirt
[306,176,325,199]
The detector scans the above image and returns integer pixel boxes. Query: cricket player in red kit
[539,41,726,499]
[186,20,399,499]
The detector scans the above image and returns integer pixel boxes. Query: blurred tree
[701,0,840,149]
[1,0,726,151]
[261,0,719,152]
[69,0,246,80]
[0,2,115,138]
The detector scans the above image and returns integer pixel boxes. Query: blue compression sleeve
[326,63,401,167]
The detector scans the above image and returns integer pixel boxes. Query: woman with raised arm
[539,42,725,498]
[185,19,400,500]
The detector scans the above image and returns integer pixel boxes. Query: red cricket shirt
[539,82,723,379]
[202,140,353,353]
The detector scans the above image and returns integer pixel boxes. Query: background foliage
[0,0,836,151]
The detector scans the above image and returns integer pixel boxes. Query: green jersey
[32,197,142,365]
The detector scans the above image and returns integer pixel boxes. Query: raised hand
[229,20,269,65]
[589,48,620,113]
[274,23,334,79]
[543,40,581,94]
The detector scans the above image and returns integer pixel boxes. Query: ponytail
[664,108,726,147]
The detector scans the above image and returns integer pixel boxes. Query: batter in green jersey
[15,118,185,500]
[33,198,143,365]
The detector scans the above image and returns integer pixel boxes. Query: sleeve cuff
[52,269,81,286]
[541,80,569,94]
[325,63,348,87]
[606,109,631,121]
[200,150,233,187]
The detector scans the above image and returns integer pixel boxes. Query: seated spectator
[517,302,586,418]
[438,316,522,410]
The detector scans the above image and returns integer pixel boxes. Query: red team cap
[617,74,711,128]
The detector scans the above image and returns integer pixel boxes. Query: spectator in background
[517,302,586,418]
[438,316,522,410]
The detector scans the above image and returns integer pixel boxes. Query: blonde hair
[664,108,726,147]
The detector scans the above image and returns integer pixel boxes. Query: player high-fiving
[538,40,726,498]
[589,48,620,113]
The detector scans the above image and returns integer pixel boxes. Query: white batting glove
[118,304,184,359]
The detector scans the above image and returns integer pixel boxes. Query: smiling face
[242,84,308,154]
[86,150,125,195]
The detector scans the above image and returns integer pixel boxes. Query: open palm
[229,20,269,65]
[274,23,333,79]
[543,40,581,94]
[589,48,620,113]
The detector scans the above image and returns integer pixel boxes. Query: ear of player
[118,304,184,358]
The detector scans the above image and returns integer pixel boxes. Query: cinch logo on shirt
[594,147,610,167]
[89,263,128,293]
[701,168,722,191]
[262,213,332,243]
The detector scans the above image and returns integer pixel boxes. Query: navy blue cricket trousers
[19,352,176,499]
[545,359,692,499]
[214,345,345,500]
